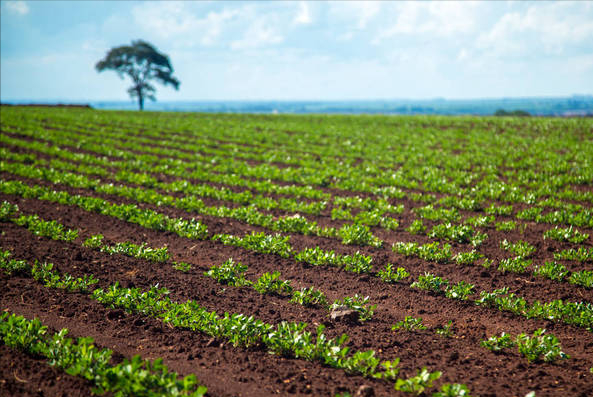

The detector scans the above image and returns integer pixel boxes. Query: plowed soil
[1,108,592,397]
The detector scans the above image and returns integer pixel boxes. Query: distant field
[1,106,592,396]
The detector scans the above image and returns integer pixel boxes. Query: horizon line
[2,94,593,104]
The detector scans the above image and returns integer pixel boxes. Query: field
[1,106,592,397]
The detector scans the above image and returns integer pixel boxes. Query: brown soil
[0,345,100,397]
[1,190,593,396]
[1,112,593,396]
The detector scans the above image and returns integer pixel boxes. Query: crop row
[0,313,207,397]
[5,109,592,208]
[3,154,592,279]
[2,193,591,333]
[3,137,591,247]
[3,123,593,225]
[0,249,472,395]
[0,160,388,247]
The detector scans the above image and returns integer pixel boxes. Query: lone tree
[96,40,180,110]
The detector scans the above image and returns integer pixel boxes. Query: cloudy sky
[1,0,592,101]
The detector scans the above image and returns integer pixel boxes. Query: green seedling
[377,263,409,283]
[392,316,427,331]
[253,271,293,295]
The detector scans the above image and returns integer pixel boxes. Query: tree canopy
[96,40,180,110]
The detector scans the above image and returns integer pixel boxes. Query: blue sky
[1,1,592,101]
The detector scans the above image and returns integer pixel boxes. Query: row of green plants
[5,125,591,235]
[204,259,376,322]
[9,198,591,295]
[394,233,592,289]
[2,138,588,270]
[13,112,583,213]
[0,181,210,240]
[0,134,331,201]
[392,316,455,339]
[481,329,569,363]
[0,313,208,396]
[1,143,407,240]
[554,246,593,262]
[1,210,371,322]
[3,105,585,188]
[0,201,78,241]
[543,226,590,244]
[0,145,328,215]
[5,108,592,217]
[0,160,385,247]
[3,181,591,332]
[0,248,459,392]
[405,269,593,331]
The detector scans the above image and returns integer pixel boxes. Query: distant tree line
[494,109,531,117]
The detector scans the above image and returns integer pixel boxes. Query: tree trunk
[138,93,144,111]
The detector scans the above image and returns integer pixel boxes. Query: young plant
[392,316,427,331]
[343,350,380,377]
[290,287,328,307]
[533,261,568,282]
[445,281,475,300]
[343,252,374,274]
[372,359,400,381]
[568,270,593,289]
[500,239,536,258]
[433,383,473,397]
[102,242,171,263]
[435,321,454,338]
[204,259,250,287]
[14,214,78,242]
[82,234,104,249]
[417,242,452,263]
[474,287,509,307]
[0,200,18,221]
[393,241,420,256]
[495,221,517,231]
[377,263,409,283]
[516,329,569,363]
[481,332,516,352]
[394,367,441,395]
[498,257,532,274]
[31,262,98,292]
[429,223,476,244]
[214,232,293,258]
[453,250,484,266]
[330,295,376,322]
[543,226,589,244]
[0,250,29,275]
[485,204,513,216]
[337,223,382,247]
[411,272,449,294]
[554,247,593,262]
[253,271,293,295]
[172,261,192,272]
[294,247,373,273]
[464,215,494,228]
[406,219,426,235]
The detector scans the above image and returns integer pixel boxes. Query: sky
[1,0,592,102]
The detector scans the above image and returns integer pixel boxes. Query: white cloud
[477,1,593,57]
[5,0,29,15]
[374,2,479,44]
[231,17,283,50]
[329,1,381,30]
[352,1,381,29]
[131,2,238,46]
[294,2,312,25]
